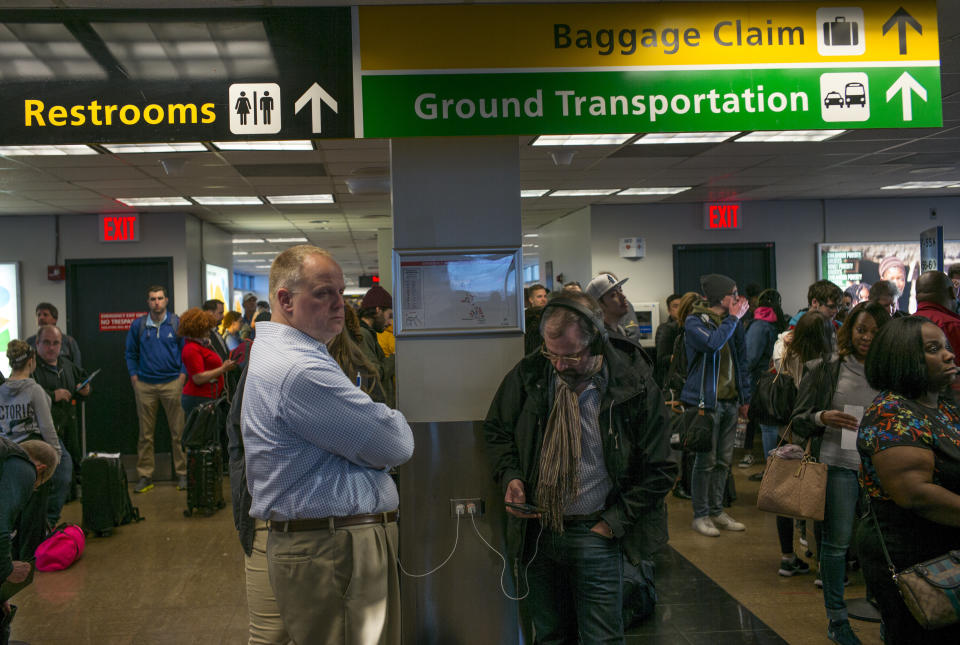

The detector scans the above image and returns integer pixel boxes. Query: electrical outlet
[449,498,485,518]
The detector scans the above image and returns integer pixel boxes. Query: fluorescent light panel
[116,197,191,206]
[736,130,846,142]
[232,238,264,244]
[0,145,97,156]
[532,134,633,146]
[521,189,550,198]
[265,194,334,204]
[523,233,540,238]
[881,181,960,190]
[265,237,308,243]
[211,140,314,151]
[549,189,620,197]
[619,187,692,195]
[254,265,272,269]
[248,251,277,255]
[232,251,249,256]
[104,142,207,153]
[234,259,262,263]
[635,132,740,144]
[192,196,262,205]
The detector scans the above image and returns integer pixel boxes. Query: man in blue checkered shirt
[242,245,414,645]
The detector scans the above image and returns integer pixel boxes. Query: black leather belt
[269,511,398,533]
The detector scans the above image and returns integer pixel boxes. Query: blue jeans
[525,520,624,644]
[692,400,738,519]
[820,466,859,622]
[760,424,796,554]
[47,438,73,525]
[760,423,781,460]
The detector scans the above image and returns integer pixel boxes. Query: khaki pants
[133,377,186,478]
[245,521,290,645]
[267,521,400,645]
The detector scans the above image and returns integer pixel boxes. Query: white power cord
[470,511,542,601]
[398,510,461,578]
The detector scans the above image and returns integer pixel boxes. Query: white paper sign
[841,404,865,451]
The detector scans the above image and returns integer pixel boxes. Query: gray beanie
[700,274,737,304]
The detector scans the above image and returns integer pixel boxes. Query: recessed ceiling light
[881,181,960,190]
[0,145,97,156]
[211,140,314,151]
[232,238,264,244]
[618,187,692,195]
[104,143,207,153]
[532,134,633,146]
[736,130,845,142]
[265,237,308,243]
[192,196,262,205]
[521,189,550,198]
[115,197,191,206]
[523,233,540,238]
[549,189,620,197]
[635,132,740,144]
[265,195,334,204]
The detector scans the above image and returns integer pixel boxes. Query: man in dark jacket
[682,274,751,537]
[484,292,675,643]
[358,285,395,407]
[32,325,90,524]
[654,293,682,387]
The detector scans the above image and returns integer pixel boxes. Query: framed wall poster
[393,248,523,336]
[0,262,22,376]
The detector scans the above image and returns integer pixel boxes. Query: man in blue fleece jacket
[125,285,186,493]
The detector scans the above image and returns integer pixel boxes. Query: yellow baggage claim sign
[356,1,941,137]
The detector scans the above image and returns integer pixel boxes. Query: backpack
[663,328,688,399]
[181,396,230,450]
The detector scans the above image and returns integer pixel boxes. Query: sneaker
[748,472,764,481]
[814,575,850,588]
[710,512,745,531]
[177,475,188,491]
[827,619,861,645]
[778,556,811,577]
[738,454,755,468]
[672,485,691,500]
[133,477,154,494]
[692,517,720,537]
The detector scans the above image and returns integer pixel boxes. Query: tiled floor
[9,454,882,644]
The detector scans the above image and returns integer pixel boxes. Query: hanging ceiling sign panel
[1,8,353,145]
[355,1,941,137]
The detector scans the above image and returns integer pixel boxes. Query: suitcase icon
[823,16,859,47]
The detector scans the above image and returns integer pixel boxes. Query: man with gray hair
[485,291,675,642]
[241,245,414,644]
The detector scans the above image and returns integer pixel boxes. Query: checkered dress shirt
[241,322,414,521]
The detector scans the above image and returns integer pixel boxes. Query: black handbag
[679,353,715,453]
[753,368,796,426]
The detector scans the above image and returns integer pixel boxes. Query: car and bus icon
[824,82,866,109]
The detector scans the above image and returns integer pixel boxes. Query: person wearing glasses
[484,290,675,642]
[681,274,752,537]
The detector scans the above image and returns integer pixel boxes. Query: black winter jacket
[484,342,677,566]
[789,356,842,459]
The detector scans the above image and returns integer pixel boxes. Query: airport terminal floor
[11,446,883,645]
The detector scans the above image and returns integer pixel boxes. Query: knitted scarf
[536,355,603,534]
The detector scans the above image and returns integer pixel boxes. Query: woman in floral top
[856,316,960,644]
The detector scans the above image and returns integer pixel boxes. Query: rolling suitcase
[81,454,142,536]
[184,444,225,517]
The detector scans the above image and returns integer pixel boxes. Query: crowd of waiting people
[4,252,960,644]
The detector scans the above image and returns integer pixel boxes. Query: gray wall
[536,197,959,320]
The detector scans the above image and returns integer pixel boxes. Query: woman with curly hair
[178,307,235,417]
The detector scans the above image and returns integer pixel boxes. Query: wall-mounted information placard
[393,248,523,336]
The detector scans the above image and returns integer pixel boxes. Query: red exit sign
[703,203,741,230]
[99,213,140,242]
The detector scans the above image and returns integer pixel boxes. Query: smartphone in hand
[505,502,543,514]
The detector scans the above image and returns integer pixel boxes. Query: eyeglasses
[540,344,588,364]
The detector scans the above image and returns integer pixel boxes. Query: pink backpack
[35,523,85,571]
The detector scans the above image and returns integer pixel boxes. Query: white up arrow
[885,71,927,122]
[294,83,338,133]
